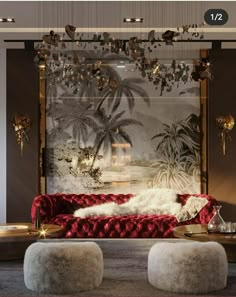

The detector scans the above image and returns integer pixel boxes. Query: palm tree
[69,50,130,101]
[150,113,201,192]
[151,116,200,158]
[185,113,201,144]
[182,150,201,182]
[47,127,72,145]
[46,50,150,118]
[90,108,143,169]
[46,50,130,101]
[150,152,191,191]
[48,98,97,146]
[96,66,150,113]
[73,52,150,113]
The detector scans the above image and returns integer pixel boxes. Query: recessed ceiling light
[123,18,143,23]
[0,17,15,23]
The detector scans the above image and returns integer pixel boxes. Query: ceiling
[1,1,236,49]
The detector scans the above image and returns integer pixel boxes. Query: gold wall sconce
[12,114,31,156]
[216,114,235,156]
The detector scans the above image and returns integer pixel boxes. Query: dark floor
[0,238,236,296]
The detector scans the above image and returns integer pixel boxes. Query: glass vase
[208,205,225,232]
[35,206,41,229]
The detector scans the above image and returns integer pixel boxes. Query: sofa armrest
[178,193,217,224]
[31,194,77,224]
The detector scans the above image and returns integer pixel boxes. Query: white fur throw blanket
[74,189,208,223]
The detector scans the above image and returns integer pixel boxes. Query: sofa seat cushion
[50,213,184,238]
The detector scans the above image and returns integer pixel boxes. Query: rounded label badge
[204,9,228,25]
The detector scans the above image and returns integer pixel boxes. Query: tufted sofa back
[31,193,134,223]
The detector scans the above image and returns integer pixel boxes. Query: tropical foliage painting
[45,51,201,194]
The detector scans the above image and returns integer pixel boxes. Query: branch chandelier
[35,23,212,95]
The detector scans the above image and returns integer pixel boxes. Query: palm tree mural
[66,50,130,100]
[71,52,150,113]
[47,98,97,146]
[96,66,150,113]
[46,51,152,190]
[151,115,200,157]
[150,152,191,190]
[90,108,143,170]
[151,113,201,191]
[45,50,202,194]
[47,50,150,116]
[46,50,130,101]
[183,150,201,183]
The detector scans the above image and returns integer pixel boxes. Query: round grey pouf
[24,242,103,294]
[148,241,228,294]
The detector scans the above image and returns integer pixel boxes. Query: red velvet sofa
[31,193,217,238]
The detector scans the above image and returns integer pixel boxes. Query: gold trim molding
[39,68,46,194]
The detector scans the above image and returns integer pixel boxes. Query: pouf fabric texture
[148,241,228,294]
[24,242,103,294]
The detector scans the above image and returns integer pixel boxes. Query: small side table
[173,224,236,262]
[0,223,63,260]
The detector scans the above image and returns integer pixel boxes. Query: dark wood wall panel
[208,49,236,221]
[7,49,39,222]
